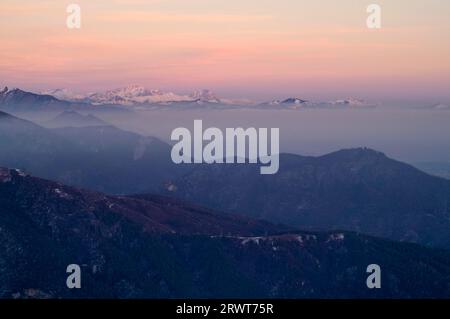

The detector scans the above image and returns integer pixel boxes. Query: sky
[1,0,449,101]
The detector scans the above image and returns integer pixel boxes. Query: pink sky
[1,0,449,100]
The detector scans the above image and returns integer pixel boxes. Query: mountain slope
[4,110,450,250]
[414,162,450,180]
[50,125,184,193]
[43,111,108,128]
[0,110,88,173]
[1,168,450,298]
[0,87,131,113]
[0,111,185,194]
[163,148,450,249]
[0,87,74,111]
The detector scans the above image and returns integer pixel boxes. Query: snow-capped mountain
[84,85,193,106]
[189,90,255,106]
[37,85,377,110]
[321,98,375,109]
[189,89,221,103]
[281,97,310,105]
[41,88,86,102]
[53,85,240,106]
[259,97,318,109]
[329,98,373,107]
[265,98,308,105]
[259,97,375,109]
[1,86,73,111]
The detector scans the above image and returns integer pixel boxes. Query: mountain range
[50,85,376,109]
[163,149,450,249]
[258,97,375,109]
[0,87,73,111]
[0,87,131,113]
[0,85,377,111]
[4,85,450,112]
[2,110,450,251]
[42,85,248,107]
[0,110,185,194]
[2,167,450,298]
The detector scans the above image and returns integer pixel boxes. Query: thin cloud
[97,11,273,23]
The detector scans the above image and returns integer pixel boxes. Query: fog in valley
[16,104,450,166]
[27,108,450,163]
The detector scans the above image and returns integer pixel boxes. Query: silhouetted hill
[3,110,450,250]
[164,148,450,249]
[0,111,185,194]
[43,111,108,128]
[0,87,73,111]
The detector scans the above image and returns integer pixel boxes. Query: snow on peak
[115,85,150,97]
[43,86,230,106]
[260,96,377,109]
[190,89,221,103]
[263,97,313,107]
[330,98,368,107]
[260,97,316,109]
[282,97,309,104]
[88,85,149,102]
[85,85,192,105]
[41,88,85,101]
[40,86,378,110]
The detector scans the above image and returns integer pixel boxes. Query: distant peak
[330,98,369,107]
[113,85,149,95]
[281,97,309,104]
[323,147,387,161]
[190,89,221,102]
